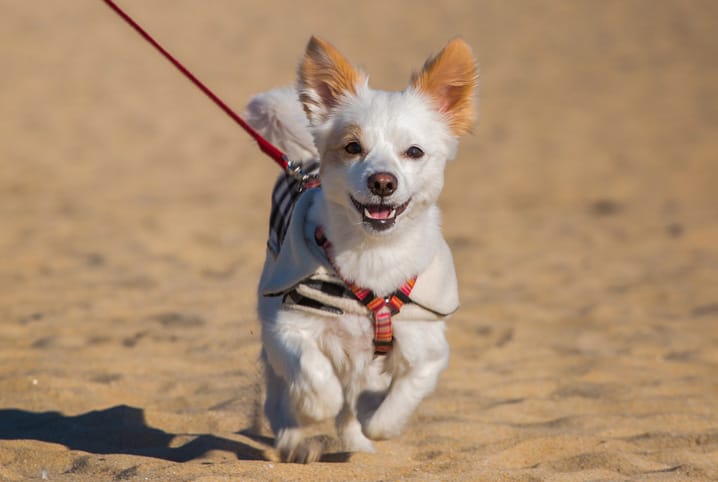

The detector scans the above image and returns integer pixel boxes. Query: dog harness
[314,226,417,354]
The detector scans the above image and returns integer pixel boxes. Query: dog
[246,36,477,463]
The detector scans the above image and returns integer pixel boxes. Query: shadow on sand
[0,405,268,462]
[0,405,352,463]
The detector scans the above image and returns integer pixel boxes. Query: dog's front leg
[263,355,323,463]
[262,311,344,462]
[358,320,449,440]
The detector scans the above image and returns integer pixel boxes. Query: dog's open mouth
[351,196,410,231]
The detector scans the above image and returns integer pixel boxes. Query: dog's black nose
[367,172,398,197]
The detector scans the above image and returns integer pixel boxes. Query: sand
[1,1,717,480]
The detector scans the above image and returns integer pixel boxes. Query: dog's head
[298,37,477,237]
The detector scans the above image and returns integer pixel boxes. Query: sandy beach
[1,1,717,480]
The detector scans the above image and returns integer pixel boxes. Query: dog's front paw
[280,438,323,464]
[361,417,404,441]
[276,428,324,464]
[356,390,406,441]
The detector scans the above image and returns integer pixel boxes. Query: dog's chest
[323,312,375,353]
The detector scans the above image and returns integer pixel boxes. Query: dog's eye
[344,141,362,155]
[405,146,424,159]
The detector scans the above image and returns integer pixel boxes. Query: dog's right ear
[298,36,366,125]
[410,37,478,136]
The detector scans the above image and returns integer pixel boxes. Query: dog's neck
[309,191,442,297]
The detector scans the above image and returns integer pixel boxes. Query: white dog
[246,36,477,463]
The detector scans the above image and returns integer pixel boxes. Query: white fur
[250,41,474,463]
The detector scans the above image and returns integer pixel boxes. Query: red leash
[103,0,314,186]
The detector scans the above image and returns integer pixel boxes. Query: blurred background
[1,1,717,480]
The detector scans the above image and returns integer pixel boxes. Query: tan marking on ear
[298,36,365,123]
[410,37,479,136]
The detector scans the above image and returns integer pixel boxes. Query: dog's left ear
[410,38,478,136]
[298,36,366,125]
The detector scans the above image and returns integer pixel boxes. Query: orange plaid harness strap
[314,226,417,355]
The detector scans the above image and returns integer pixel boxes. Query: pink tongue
[366,204,393,220]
